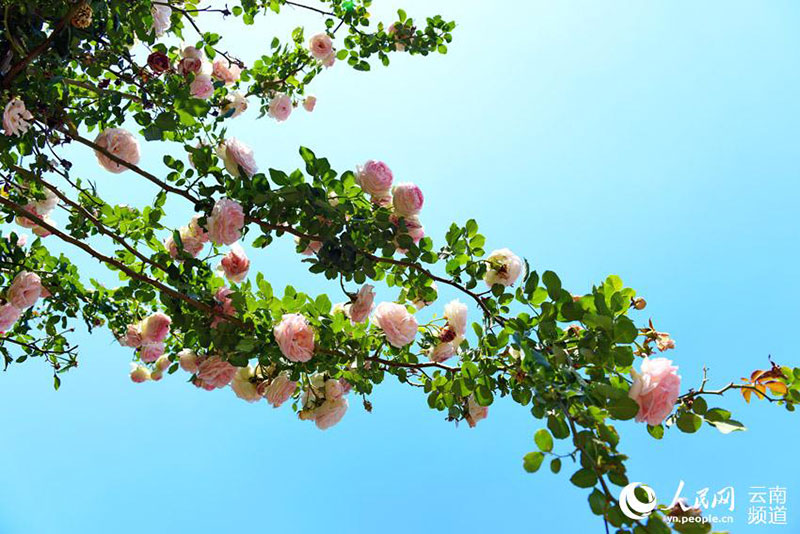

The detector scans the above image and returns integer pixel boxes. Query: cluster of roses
[0,271,46,334]
[119,311,172,375]
[354,160,426,249]
[12,187,58,238]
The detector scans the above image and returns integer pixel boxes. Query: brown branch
[0,196,244,327]
[62,78,142,103]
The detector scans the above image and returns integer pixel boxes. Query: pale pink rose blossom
[219,243,250,283]
[39,286,51,298]
[0,303,21,333]
[373,302,418,348]
[444,299,468,338]
[207,198,245,246]
[313,397,348,430]
[430,342,456,363]
[155,356,171,372]
[193,378,216,391]
[221,92,248,118]
[212,58,242,85]
[178,349,199,373]
[629,357,681,426]
[274,313,315,362]
[356,160,393,196]
[309,33,333,60]
[211,287,236,328]
[484,248,524,287]
[303,96,317,112]
[7,271,41,310]
[34,189,58,214]
[94,128,141,173]
[231,366,261,403]
[119,324,143,348]
[339,378,352,395]
[151,4,172,37]
[346,285,375,324]
[656,332,675,352]
[15,204,41,229]
[467,395,489,428]
[391,215,425,248]
[32,218,55,238]
[190,73,214,99]
[182,46,204,60]
[325,378,344,401]
[392,182,424,216]
[263,373,297,408]
[140,312,171,343]
[3,98,33,136]
[322,53,335,68]
[216,138,258,178]
[150,368,164,382]
[139,342,165,363]
[178,56,204,76]
[268,94,293,122]
[197,355,237,389]
[130,363,151,383]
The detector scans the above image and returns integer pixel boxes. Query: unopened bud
[632,298,647,310]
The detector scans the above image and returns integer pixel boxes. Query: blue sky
[1,1,799,532]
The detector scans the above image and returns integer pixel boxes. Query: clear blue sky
[1,1,799,532]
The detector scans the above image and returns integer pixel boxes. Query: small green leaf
[523,452,544,473]
[676,412,702,433]
[607,397,639,420]
[570,468,598,488]
[534,429,554,452]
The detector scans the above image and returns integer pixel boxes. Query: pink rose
[182,46,204,60]
[231,366,261,403]
[372,302,418,348]
[32,218,54,238]
[219,243,250,283]
[34,189,58,214]
[322,53,335,68]
[7,271,41,310]
[303,96,317,112]
[140,311,171,343]
[444,299,468,338]
[151,4,172,37]
[221,92,248,119]
[274,313,315,362]
[392,182,424,216]
[346,284,375,324]
[130,363,151,383]
[197,355,237,389]
[178,57,203,76]
[262,373,297,408]
[211,287,236,328]
[178,349,199,373]
[207,198,245,246]
[484,248,523,287]
[3,98,33,136]
[155,356,171,372]
[94,128,141,174]
[391,215,425,249]
[212,59,242,85]
[165,219,207,259]
[467,395,489,428]
[268,94,292,122]
[324,378,344,401]
[0,303,21,333]
[119,324,143,348]
[356,160,393,196]
[430,342,456,363]
[309,33,333,60]
[217,138,258,178]
[629,357,681,426]
[190,73,214,99]
[139,342,165,363]
[15,204,41,229]
[313,397,348,430]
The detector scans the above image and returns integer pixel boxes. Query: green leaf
[547,414,571,439]
[647,424,664,440]
[588,489,607,515]
[607,397,639,420]
[550,458,562,474]
[523,452,544,473]
[542,270,562,300]
[676,412,702,433]
[692,397,708,415]
[570,468,598,488]
[534,429,554,452]
[707,419,746,434]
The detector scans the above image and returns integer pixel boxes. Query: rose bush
[0,2,796,532]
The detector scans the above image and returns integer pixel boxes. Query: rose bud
[147,51,171,74]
